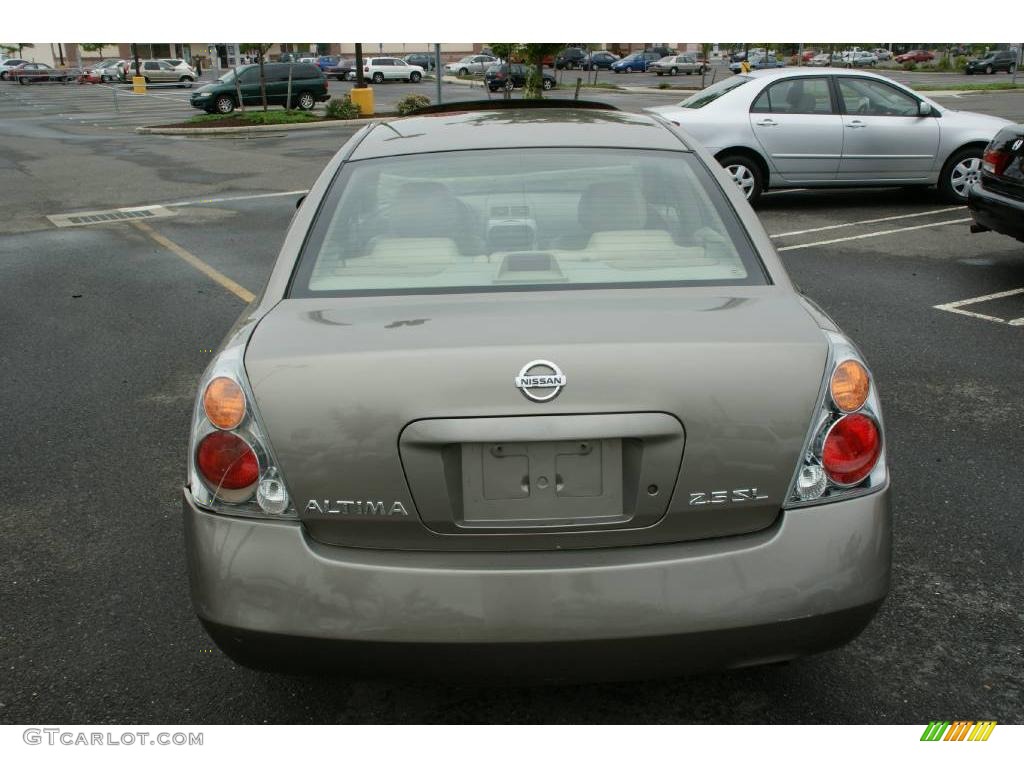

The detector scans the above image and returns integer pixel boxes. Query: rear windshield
[676,75,752,108]
[289,148,766,298]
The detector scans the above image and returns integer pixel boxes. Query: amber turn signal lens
[830,359,870,412]
[203,376,246,430]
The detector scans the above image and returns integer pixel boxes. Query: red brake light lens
[982,149,1011,176]
[822,414,882,486]
[196,431,259,491]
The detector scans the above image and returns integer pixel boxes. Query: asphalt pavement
[0,82,1022,724]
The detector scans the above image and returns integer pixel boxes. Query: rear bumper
[183,486,891,678]
[969,183,1024,242]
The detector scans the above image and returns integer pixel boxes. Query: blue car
[610,52,661,73]
[728,55,785,73]
[316,56,340,71]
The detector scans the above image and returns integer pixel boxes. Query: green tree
[241,43,275,110]
[488,43,521,63]
[79,44,111,62]
[700,43,713,87]
[520,43,562,98]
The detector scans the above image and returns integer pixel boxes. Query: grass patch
[915,82,1024,92]
[187,110,321,125]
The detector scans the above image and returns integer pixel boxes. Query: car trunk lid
[244,288,827,551]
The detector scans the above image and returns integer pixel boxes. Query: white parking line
[776,217,971,252]
[770,207,966,238]
[934,287,1024,326]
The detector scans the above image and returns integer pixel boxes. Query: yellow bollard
[349,87,374,116]
[132,76,146,94]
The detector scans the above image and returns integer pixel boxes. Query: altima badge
[514,359,566,402]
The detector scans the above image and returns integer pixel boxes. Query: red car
[801,49,818,62]
[895,49,935,63]
[11,63,77,84]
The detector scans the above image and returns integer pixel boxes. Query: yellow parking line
[132,221,255,303]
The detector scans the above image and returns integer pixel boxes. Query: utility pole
[1014,43,1021,84]
[434,43,442,104]
[355,43,364,87]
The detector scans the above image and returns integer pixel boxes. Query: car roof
[742,67,907,86]
[348,108,690,160]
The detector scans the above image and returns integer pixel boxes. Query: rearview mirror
[918,102,933,116]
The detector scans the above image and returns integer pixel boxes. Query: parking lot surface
[1,82,1022,724]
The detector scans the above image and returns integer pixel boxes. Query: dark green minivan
[190,63,329,114]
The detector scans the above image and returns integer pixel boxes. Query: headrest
[390,182,463,238]
[577,182,646,233]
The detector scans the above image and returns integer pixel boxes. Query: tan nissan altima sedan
[182,101,891,682]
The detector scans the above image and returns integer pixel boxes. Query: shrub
[901,61,917,71]
[325,97,360,119]
[954,55,968,71]
[396,93,431,115]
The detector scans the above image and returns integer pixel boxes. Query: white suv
[362,57,424,83]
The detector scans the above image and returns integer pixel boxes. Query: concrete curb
[136,116,385,135]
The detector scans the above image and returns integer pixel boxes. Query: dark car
[403,52,437,71]
[324,58,358,81]
[964,50,1018,75]
[968,125,1024,243]
[189,62,329,113]
[584,51,619,70]
[555,47,588,70]
[644,46,676,58]
[484,63,555,91]
[610,52,661,73]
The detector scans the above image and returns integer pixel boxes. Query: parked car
[610,52,660,73]
[843,52,878,68]
[189,62,328,113]
[644,46,676,58]
[183,100,892,681]
[484,63,555,91]
[968,124,1024,243]
[872,48,893,61]
[81,58,124,83]
[11,63,78,84]
[137,58,196,86]
[894,49,934,63]
[964,50,1018,75]
[583,51,620,70]
[729,55,784,73]
[800,49,818,62]
[646,69,1011,204]
[403,52,437,71]
[555,47,588,70]
[444,54,498,76]
[0,58,30,79]
[650,54,708,76]
[362,57,424,84]
[323,58,358,81]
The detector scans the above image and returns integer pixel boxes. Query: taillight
[197,431,259,491]
[188,341,295,518]
[821,414,882,486]
[785,332,886,507]
[982,149,1011,176]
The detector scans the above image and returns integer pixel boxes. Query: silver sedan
[648,68,1011,203]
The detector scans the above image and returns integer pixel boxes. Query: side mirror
[918,101,933,116]
[295,194,306,209]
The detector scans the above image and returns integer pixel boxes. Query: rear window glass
[289,149,766,297]
[676,75,752,108]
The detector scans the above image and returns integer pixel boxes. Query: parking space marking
[165,190,309,208]
[934,287,1024,326]
[770,207,966,238]
[776,217,971,252]
[133,221,254,303]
